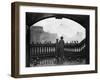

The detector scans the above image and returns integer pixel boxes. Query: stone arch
[26,13,89,29]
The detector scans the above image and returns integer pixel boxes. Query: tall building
[30,26,43,44]
[30,26,58,44]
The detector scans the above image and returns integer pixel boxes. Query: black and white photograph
[11,2,97,78]
[26,12,90,67]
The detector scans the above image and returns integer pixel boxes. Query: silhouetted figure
[58,36,65,64]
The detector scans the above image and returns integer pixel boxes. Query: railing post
[56,39,59,58]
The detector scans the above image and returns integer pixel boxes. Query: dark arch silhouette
[26,12,89,29]
[26,12,90,67]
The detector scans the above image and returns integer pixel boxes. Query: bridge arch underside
[26,12,89,28]
[26,12,90,67]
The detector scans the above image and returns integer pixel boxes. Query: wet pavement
[30,57,86,67]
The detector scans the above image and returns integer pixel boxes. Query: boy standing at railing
[58,36,65,64]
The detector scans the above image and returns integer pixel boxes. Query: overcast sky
[32,17,86,42]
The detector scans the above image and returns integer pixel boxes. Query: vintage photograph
[26,12,90,67]
[11,2,97,78]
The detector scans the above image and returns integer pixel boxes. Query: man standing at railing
[58,36,65,64]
